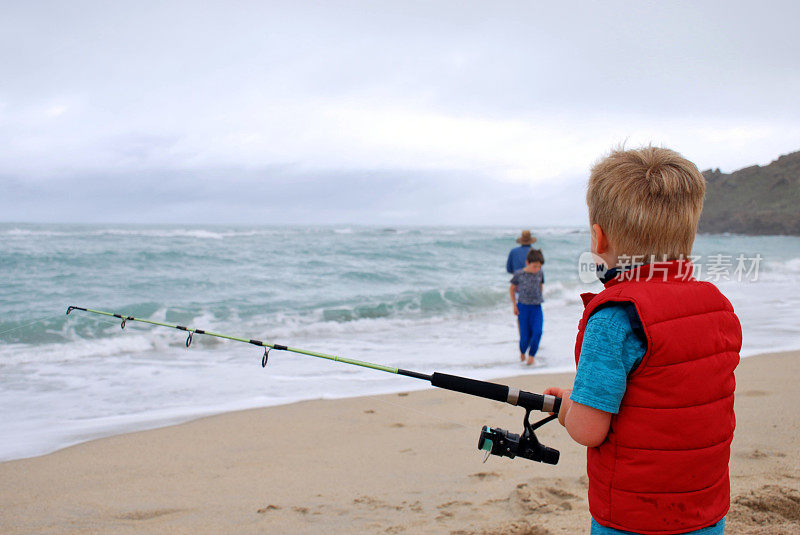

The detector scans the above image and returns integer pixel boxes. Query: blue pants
[517,303,543,357]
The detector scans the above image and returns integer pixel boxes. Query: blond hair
[587,146,705,261]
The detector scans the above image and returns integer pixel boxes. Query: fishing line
[67,305,564,464]
[0,313,65,337]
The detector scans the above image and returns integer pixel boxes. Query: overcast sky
[2,1,799,225]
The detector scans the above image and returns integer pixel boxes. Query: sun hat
[516,230,537,245]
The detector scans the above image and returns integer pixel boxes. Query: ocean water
[1,224,799,461]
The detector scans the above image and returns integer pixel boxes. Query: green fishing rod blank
[66,306,405,375]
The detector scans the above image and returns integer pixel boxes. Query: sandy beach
[1,350,798,534]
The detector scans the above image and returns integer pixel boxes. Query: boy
[545,147,741,534]
[509,248,545,365]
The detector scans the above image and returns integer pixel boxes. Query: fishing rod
[66,305,562,465]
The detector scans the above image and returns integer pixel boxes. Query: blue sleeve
[506,251,514,274]
[570,305,646,414]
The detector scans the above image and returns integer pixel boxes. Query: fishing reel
[478,409,560,465]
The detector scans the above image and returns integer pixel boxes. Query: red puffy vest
[575,261,741,534]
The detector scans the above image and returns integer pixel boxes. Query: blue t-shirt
[572,304,725,535]
[506,245,531,273]
[591,518,725,535]
[571,305,646,413]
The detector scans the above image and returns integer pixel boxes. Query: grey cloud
[1,1,798,224]
[3,2,799,118]
[0,166,587,225]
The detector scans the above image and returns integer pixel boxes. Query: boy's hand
[543,386,570,399]
[513,304,519,315]
[544,387,572,426]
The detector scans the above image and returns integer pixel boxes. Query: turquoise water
[2,223,799,460]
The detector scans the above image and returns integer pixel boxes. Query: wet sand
[1,351,798,534]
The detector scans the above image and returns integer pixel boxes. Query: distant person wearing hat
[506,230,537,273]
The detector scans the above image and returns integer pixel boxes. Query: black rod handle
[430,372,561,414]
[430,372,508,404]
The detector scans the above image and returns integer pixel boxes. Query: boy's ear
[592,223,609,254]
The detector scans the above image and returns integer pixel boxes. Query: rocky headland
[700,150,800,235]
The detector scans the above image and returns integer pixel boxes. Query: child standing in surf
[545,146,741,534]
[509,248,545,365]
